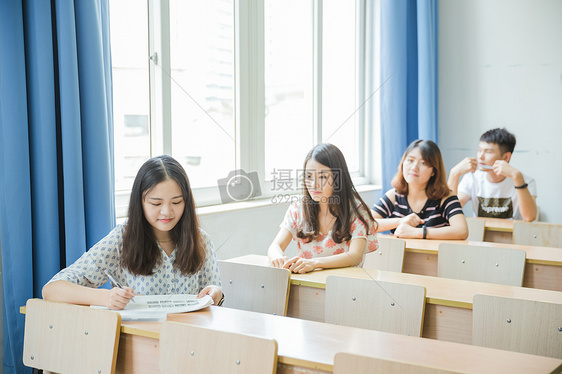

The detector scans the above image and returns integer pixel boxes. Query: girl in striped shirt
[373,140,468,240]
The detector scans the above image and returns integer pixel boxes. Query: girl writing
[43,155,223,309]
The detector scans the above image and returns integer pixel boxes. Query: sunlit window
[110,0,376,214]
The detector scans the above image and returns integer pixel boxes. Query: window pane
[110,0,151,193]
[322,0,358,171]
[169,0,235,189]
[264,0,314,180]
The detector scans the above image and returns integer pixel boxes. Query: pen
[104,269,135,303]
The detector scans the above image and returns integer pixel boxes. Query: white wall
[198,189,379,260]
[439,0,562,223]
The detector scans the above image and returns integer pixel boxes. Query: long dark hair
[391,140,450,200]
[297,143,376,243]
[121,155,204,275]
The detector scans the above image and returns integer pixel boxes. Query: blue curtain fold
[380,0,438,193]
[0,1,114,373]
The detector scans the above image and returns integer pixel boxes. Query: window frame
[115,0,379,217]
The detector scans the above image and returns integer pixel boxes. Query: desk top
[226,255,562,309]
[377,234,562,266]
[121,306,562,373]
[481,217,515,232]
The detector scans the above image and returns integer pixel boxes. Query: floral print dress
[280,201,378,267]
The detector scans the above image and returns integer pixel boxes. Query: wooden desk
[225,255,562,345]
[481,217,514,243]
[116,306,562,374]
[386,235,562,292]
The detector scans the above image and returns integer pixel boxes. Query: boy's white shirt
[458,170,537,220]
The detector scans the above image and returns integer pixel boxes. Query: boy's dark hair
[480,128,516,155]
[298,143,376,244]
[122,155,205,276]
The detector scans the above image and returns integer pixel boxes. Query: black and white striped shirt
[374,190,464,232]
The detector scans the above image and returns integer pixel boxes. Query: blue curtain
[380,0,438,192]
[0,1,114,373]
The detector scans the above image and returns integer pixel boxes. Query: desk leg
[422,304,472,345]
[116,333,160,374]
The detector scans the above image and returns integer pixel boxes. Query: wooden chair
[218,260,291,315]
[334,353,465,374]
[159,321,278,374]
[325,276,426,337]
[466,217,485,241]
[23,298,121,374]
[473,294,562,359]
[363,237,405,272]
[513,221,562,248]
[438,243,526,286]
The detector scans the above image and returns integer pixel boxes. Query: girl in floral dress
[268,143,378,273]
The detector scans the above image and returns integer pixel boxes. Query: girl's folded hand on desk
[283,256,316,274]
[270,256,289,268]
[198,285,223,306]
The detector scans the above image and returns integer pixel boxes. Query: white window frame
[115,0,380,216]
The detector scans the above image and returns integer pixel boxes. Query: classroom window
[110,0,378,216]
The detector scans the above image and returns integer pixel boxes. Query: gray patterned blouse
[47,224,222,295]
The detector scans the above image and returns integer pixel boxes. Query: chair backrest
[159,321,278,374]
[473,294,562,359]
[363,237,405,272]
[513,221,562,248]
[437,243,526,286]
[334,353,464,374]
[325,276,426,337]
[23,298,121,374]
[218,260,291,315]
[465,217,485,241]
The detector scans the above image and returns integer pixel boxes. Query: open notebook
[92,294,214,321]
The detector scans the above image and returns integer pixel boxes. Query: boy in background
[447,128,537,221]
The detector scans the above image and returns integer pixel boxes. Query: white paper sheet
[92,294,213,321]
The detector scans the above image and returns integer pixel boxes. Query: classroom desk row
[225,255,562,346]
[388,235,562,291]
[116,306,562,374]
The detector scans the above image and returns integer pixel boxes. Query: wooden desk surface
[119,306,562,374]
[378,235,562,291]
[482,217,515,232]
[228,255,562,309]
[379,235,562,267]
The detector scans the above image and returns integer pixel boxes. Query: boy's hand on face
[452,157,477,176]
[492,160,523,183]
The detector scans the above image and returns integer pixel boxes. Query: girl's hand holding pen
[104,269,136,310]
[106,286,136,310]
